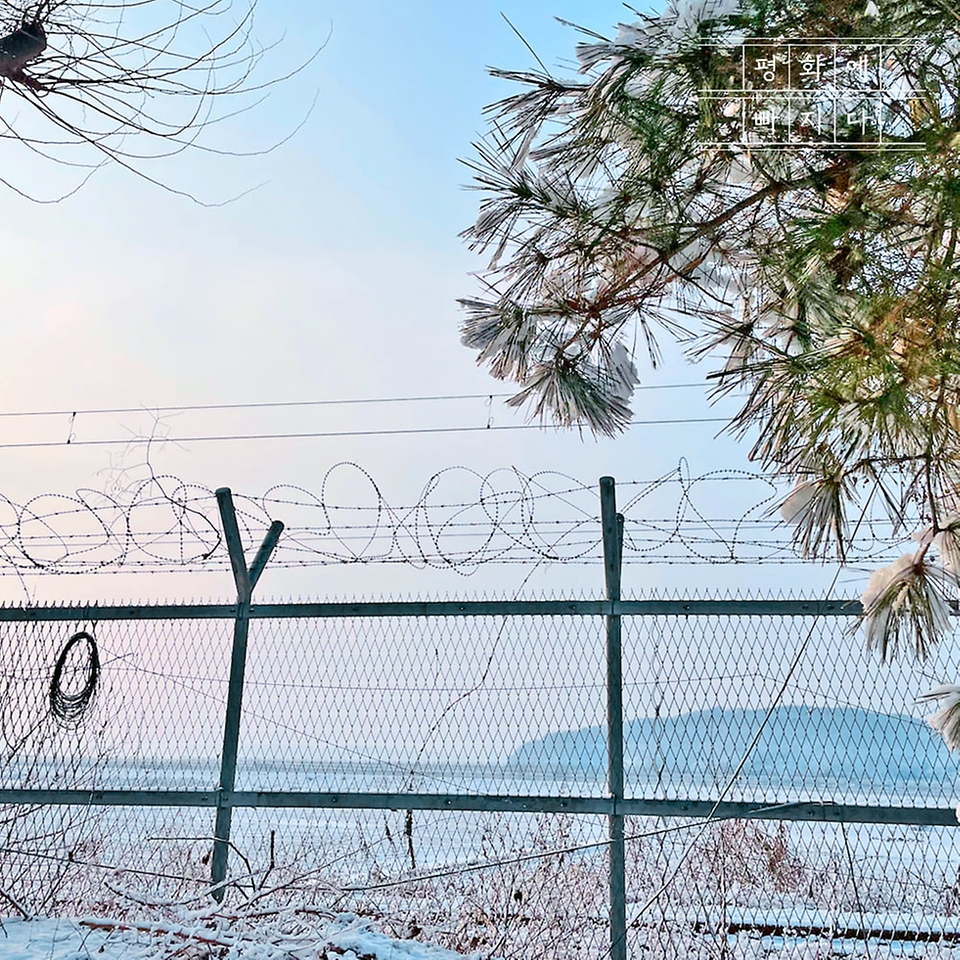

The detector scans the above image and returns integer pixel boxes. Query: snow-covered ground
[7,807,960,959]
[3,913,472,960]
[13,912,960,959]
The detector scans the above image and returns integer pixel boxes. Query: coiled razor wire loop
[0,461,927,575]
[49,631,100,727]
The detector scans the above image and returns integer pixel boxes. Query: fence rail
[1,481,957,959]
[0,789,952,823]
[0,598,866,620]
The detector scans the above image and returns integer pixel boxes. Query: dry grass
[1,809,958,959]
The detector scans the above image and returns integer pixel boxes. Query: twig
[0,884,32,920]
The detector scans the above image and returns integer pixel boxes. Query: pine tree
[460,0,960,694]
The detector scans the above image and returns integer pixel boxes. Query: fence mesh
[236,614,605,795]
[622,611,960,807]
[623,818,960,958]
[1,594,959,958]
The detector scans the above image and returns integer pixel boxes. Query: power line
[0,417,730,450]
[0,383,708,420]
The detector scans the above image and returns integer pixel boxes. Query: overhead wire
[0,417,731,450]
[0,383,708,420]
[0,382,736,452]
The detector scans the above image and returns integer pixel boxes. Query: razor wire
[0,461,922,575]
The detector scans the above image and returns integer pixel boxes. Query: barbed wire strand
[0,463,920,578]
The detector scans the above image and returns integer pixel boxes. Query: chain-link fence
[0,594,958,958]
[0,481,958,959]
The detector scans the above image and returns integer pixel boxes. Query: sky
[0,0,862,604]
[0,6,951,919]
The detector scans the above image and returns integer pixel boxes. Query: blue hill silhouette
[508,705,958,797]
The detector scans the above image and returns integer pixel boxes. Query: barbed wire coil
[49,630,100,727]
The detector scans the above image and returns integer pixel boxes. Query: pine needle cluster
[460,0,960,667]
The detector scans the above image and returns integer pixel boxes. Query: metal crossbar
[0,791,951,825]
[0,598,864,620]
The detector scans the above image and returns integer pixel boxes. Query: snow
[576,0,744,66]
[861,553,918,612]
[610,343,639,403]
[14,911,960,960]
[917,685,960,752]
[780,480,818,523]
[1,914,475,960]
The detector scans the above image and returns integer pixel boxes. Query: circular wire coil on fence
[49,631,100,727]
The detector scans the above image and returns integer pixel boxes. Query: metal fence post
[600,477,627,960]
[210,487,283,902]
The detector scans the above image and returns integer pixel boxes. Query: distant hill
[508,705,958,796]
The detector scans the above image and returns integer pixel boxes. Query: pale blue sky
[0,0,859,603]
